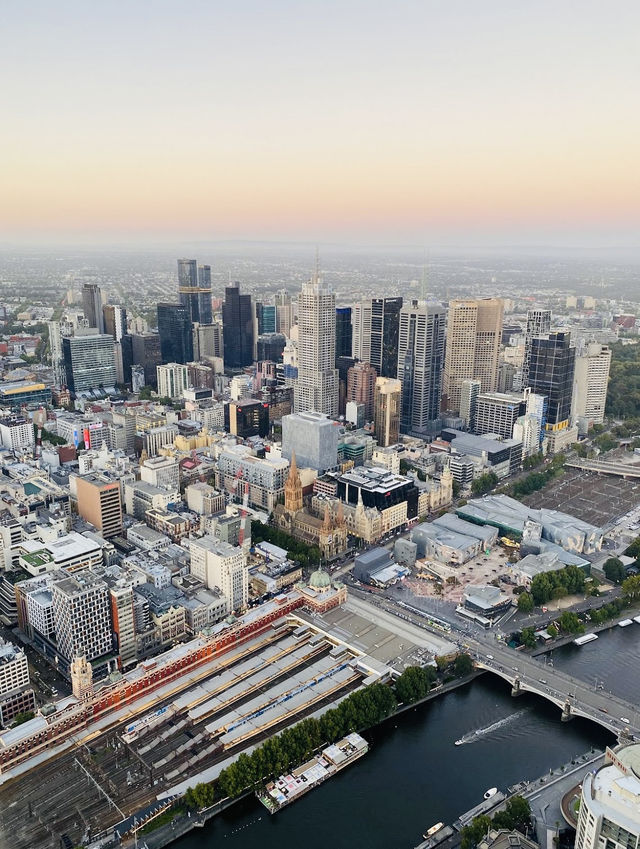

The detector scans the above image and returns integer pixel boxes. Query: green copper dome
[309,568,331,589]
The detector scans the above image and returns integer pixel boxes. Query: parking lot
[522,468,640,529]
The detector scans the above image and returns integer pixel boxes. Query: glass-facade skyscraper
[222,282,254,368]
[157,302,194,364]
[528,331,575,428]
[178,258,212,325]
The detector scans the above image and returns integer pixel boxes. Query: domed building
[298,565,347,613]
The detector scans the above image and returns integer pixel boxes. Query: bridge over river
[467,637,639,739]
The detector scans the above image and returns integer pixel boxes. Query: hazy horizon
[3,1,640,248]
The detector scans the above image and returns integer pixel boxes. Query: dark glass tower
[178,258,212,324]
[157,303,193,364]
[222,283,254,368]
[528,332,576,428]
[371,297,402,378]
[335,307,353,366]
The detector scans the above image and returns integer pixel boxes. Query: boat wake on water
[454,709,528,746]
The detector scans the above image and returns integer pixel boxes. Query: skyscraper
[346,361,377,422]
[256,303,277,335]
[294,275,339,418]
[335,307,353,365]
[131,332,162,388]
[274,290,294,336]
[528,332,576,429]
[178,258,212,325]
[352,298,403,378]
[442,298,503,413]
[371,297,403,378]
[102,304,127,342]
[157,302,193,364]
[521,308,552,389]
[459,378,481,430]
[62,334,116,395]
[82,284,104,333]
[397,300,445,437]
[373,377,401,447]
[571,341,612,428]
[222,283,254,369]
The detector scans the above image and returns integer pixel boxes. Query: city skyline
[3,1,639,247]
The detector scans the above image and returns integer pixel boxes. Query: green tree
[622,574,640,601]
[558,611,584,634]
[517,592,534,613]
[547,624,559,638]
[138,385,153,400]
[492,796,531,831]
[395,666,436,704]
[472,472,498,496]
[603,557,626,585]
[461,815,492,849]
[11,710,35,727]
[453,653,474,677]
[624,537,640,558]
[520,627,536,648]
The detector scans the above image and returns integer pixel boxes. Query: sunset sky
[3,0,639,246]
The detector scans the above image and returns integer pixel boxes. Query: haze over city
[3,0,640,248]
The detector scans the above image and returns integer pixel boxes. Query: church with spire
[273,451,348,559]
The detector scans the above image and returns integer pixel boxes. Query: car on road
[620,717,630,724]
[486,654,493,660]
[598,708,608,713]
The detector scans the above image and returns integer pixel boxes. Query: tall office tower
[442,298,503,413]
[131,332,162,388]
[294,275,339,418]
[575,743,640,849]
[528,332,576,430]
[371,297,403,377]
[373,377,401,447]
[192,322,222,361]
[473,392,526,439]
[197,264,213,324]
[351,301,373,363]
[51,571,112,663]
[256,332,286,362]
[82,283,104,333]
[397,300,446,437]
[48,320,65,386]
[255,303,277,335]
[521,308,552,389]
[571,341,612,428]
[62,334,116,395]
[222,282,254,368]
[459,378,481,430]
[274,290,294,336]
[75,474,123,538]
[346,361,377,422]
[335,307,353,365]
[157,302,193,364]
[102,304,127,342]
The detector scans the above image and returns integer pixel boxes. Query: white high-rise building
[571,341,612,429]
[294,275,338,418]
[352,301,373,363]
[156,363,189,399]
[188,536,248,613]
[575,743,640,849]
[459,379,481,430]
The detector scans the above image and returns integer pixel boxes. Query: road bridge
[467,638,639,739]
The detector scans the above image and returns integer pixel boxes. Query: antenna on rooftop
[314,245,320,282]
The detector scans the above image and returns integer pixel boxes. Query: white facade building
[294,276,338,418]
[575,744,640,849]
[571,341,612,429]
[156,363,189,399]
[188,536,247,613]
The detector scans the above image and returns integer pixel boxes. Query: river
[172,624,640,849]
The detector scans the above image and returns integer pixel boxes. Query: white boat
[633,616,640,625]
[574,633,598,646]
[424,822,444,839]
[618,619,633,627]
[484,787,498,800]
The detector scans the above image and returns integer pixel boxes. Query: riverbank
[529,603,640,654]
[108,672,483,849]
